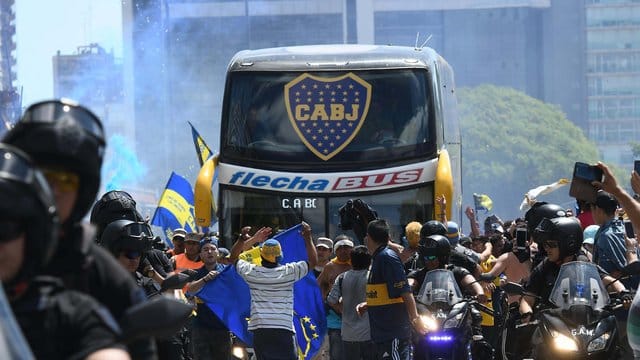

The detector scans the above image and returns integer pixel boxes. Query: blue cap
[583,225,599,245]
[261,239,283,263]
[199,236,218,248]
[446,221,460,246]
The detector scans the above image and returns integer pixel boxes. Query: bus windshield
[222,69,435,169]
[220,185,433,243]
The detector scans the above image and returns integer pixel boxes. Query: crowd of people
[3,97,640,360]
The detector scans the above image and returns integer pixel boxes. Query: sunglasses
[42,169,80,193]
[0,220,25,243]
[121,249,142,260]
[543,240,559,249]
[423,255,438,261]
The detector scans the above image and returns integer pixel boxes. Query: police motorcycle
[415,269,494,360]
[502,261,638,359]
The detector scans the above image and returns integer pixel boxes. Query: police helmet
[0,144,59,284]
[534,217,583,259]
[100,220,153,256]
[419,234,451,267]
[3,99,105,224]
[524,202,566,241]
[420,220,447,239]
[90,190,144,242]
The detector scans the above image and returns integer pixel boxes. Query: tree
[458,85,599,219]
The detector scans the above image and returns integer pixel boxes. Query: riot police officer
[2,99,155,358]
[100,220,160,297]
[0,144,129,359]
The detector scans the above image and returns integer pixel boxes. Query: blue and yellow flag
[189,121,213,167]
[150,172,196,245]
[473,193,493,213]
[197,224,327,359]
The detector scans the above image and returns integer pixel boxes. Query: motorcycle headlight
[420,314,439,332]
[232,345,247,360]
[443,313,464,329]
[587,332,611,353]
[551,331,578,352]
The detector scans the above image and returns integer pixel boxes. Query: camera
[338,199,379,243]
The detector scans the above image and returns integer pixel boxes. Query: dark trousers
[191,326,231,360]
[328,328,344,360]
[375,338,412,360]
[252,328,297,360]
[344,340,376,360]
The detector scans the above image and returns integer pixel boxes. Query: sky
[15,0,122,107]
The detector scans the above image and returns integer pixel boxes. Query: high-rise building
[585,0,640,164]
[0,0,19,132]
[52,43,131,144]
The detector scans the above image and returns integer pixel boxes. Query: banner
[150,172,196,245]
[189,121,214,167]
[197,224,327,359]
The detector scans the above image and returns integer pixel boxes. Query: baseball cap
[261,239,283,263]
[594,190,618,214]
[185,232,202,243]
[172,228,186,240]
[334,239,354,251]
[200,236,218,248]
[316,237,333,250]
[583,225,599,245]
[446,221,460,246]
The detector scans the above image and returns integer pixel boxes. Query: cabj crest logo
[284,73,372,161]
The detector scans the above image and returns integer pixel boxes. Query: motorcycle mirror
[119,297,191,341]
[160,273,192,291]
[501,282,525,295]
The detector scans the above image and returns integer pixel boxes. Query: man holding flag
[230,222,318,360]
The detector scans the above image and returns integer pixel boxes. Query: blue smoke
[102,134,147,191]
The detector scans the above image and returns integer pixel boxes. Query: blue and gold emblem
[284,73,372,161]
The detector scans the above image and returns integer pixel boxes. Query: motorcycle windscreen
[549,261,610,311]
[416,269,463,306]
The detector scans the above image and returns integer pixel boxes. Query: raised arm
[465,207,481,238]
[301,222,318,269]
[596,162,640,233]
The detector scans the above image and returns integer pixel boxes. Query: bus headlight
[587,332,610,353]
[420,314,439,332]
[551,331,578,352]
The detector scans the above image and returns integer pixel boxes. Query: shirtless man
[317,236,354,360]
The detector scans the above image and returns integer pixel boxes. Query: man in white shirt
[230,222,318,360]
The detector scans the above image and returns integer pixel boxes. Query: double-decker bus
[206,44,461,245]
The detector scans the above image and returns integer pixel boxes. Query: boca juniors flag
[284,72,372,161]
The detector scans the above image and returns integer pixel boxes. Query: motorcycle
[501,261,637,360]
[414,269,494,360]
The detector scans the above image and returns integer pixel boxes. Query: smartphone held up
[569,162,603,203]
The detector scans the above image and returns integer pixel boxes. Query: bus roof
[227,44,444,72]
